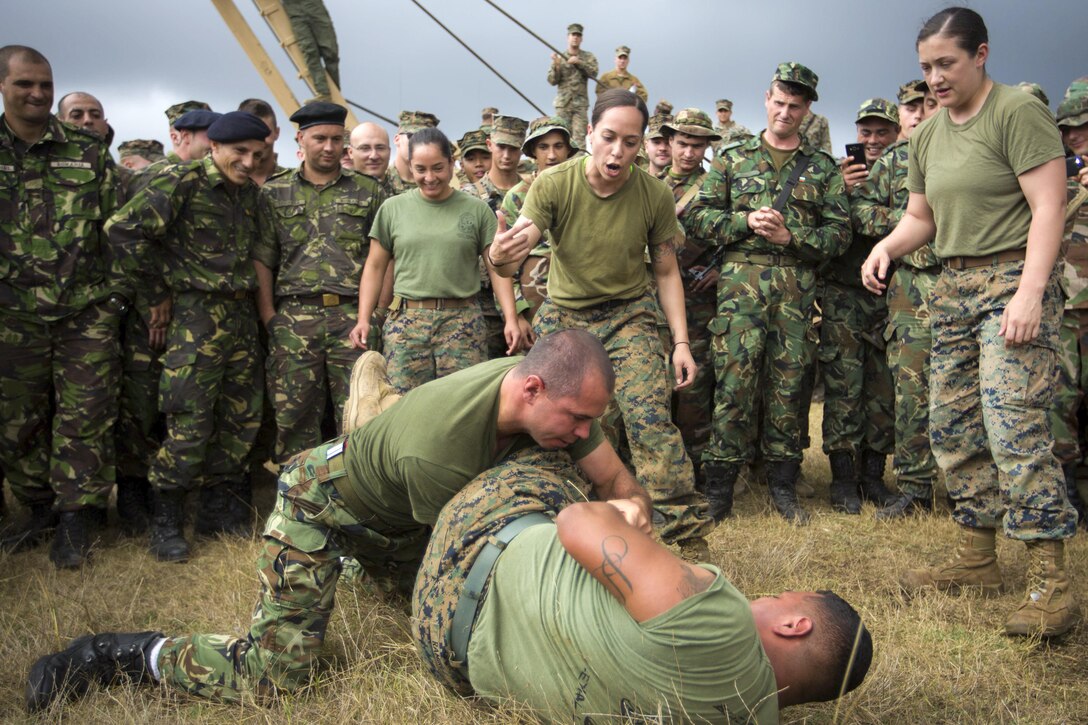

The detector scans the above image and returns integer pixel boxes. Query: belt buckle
[322,293,339,307]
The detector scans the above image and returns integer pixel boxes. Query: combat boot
[899,525,1004,596]
[148,489,189,562]
[859,449,897,507]
[1004,539,1078,638]
[342,351,401,434]
[0,502,57,553]
[766,460,810,525]
[876,490,934,521]
[49,508,102,569]
[702,463,739,522]
[1062,462,1086,527]
[828,451,862,514]
[115,475,151,536]
[26,630,163,712]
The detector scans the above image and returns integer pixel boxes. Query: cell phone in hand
[845,143,866,166]
[1068,155,1086,178]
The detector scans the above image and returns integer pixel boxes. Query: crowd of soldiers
[1,26,1086,583]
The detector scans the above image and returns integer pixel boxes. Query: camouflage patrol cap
[897,80,928,105]
[1017,82,1050,107]
[522,116,576,154]
[855,98,899,125]
[615,46,631,57]
[165,100,212,126]
[490,115,530,149]
[397,110,440,134]
[458,129,489,155]
[653,100,673,116]
[567,23,583,35]
[118,139,166,162]
[772,62,819,102]
[646,112,673,140]
[481,106,498,119]
[1057,91,1088,128]
[715,99,733,111]
[663,108,721,141]
[1064,77,1088,101]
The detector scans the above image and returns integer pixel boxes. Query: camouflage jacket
[255,166,384,298]
[852,140,938,271]
[711,123,753,153]
[384,164,416,196]
[663,164,717,305]
[501,173,552,256]
[0,114,120,321]
[798,113,832,154]
[547,51,599,108]
[596,70,647,102]
[106,155,271,305]
[682,134,850,263]
[462,173,520,214]
[1062,179,1088,309]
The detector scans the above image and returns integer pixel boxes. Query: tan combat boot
[1004,539,1078,638]
[899,525,1004,596]
[341,352,401,434]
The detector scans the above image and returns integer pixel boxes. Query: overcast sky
[7,0,1085,161]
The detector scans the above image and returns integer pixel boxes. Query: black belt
[176,289,251,300]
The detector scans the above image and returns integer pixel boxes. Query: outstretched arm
[575,440,651,532]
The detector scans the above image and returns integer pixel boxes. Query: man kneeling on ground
[415,459,874,722]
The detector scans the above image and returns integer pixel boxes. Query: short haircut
[57,91,100,117]
[770,80,815,104]
[806,590,873,702]
[516,329,615,400]
[0,45,50,82]
[237,98,276,127]
[917,6,988,55]
[591,89,649,131]
[408,127,453,162]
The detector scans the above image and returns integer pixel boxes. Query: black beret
[289,101,348,129]
[173,110,222,131]
[206,111,272,143]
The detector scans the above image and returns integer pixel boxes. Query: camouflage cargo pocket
[1008,341,1057,409]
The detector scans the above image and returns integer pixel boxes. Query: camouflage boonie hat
[165,100,211,126]
[715,99,733,111]
[897,80,927,105]
[1064,77,1088,101]
[397,110,439,134]
[567,23,583,35]
[522,116,575,154]
[1057,92,1088,128]
[489,115,529,149]
[1016,82,1050,107]
[646,112,673,140]
[458,129,489,155]
[654,100,673,116]
[615,45,630,57]
[118,139,166,162]
[855,98,899,125]
[772,62,819,101]
[663,108,721,140]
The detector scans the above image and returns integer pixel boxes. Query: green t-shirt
[343,357,604,529]
[370,188,497,299]
[907,82,1064,258]
[521,157,678,309]
[469,525,780,724]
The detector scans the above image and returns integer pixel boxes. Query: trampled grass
[2,403,1086,723]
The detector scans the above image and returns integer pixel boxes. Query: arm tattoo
[594,535,633,603]
[676,565,712,598]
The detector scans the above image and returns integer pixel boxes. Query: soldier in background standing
[596,45,648,102]
[238,98,286,185]
[457,129,491,187]
[281,0,340,102]
[386,110,439,196]
[711,98,752,152]
[118,139,165,172]
[642,111,672,177]
[798,109,832,154]
[56,92,109,140]
[348,121,391,184]
[547,23,597,147]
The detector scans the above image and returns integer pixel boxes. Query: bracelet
[673,341,690,350]
[486,245,499,267]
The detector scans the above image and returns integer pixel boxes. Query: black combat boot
[194,480,252,538]
[876,485,935,520]
[859,449,896,507]
[115,475,151,536]
[49,508,102,569]
[828,451,862,514]
[26,630,163,712]
[0,502,57,552]
[1062,462,1086,527]
[702,463,739,522]
[148,489,189,562]
[766,460,810,524]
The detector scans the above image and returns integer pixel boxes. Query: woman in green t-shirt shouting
[861,7,1076,638]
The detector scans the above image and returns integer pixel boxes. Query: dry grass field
[2,402,1087,724]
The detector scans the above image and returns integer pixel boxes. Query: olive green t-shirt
[520,157,678,309]
[469,525,780,724]
[907,82,1064,258]
[370,188,497,299]
[343,357,604,529]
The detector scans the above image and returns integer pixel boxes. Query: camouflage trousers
[929,262,1076,539]
[116,308,162,480]
[672,291,716,467]
[1049,308,1088,465]
[705,262,817,464]
[519,254,551,320]
[0,303,120,510]
[534,292,712,544]
[554,101,588,149]
[267,299,362,464]
[818,282,894,455]
[382,304,485,394]
[476,288,508,361]
[885,266,940,496]
[148,293,262,494]
[413,455,584,695]
[281,0,339,97]
[156,437,430,702]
